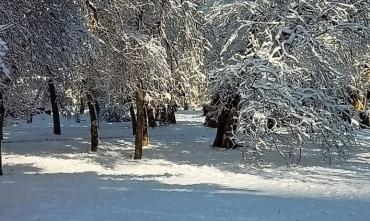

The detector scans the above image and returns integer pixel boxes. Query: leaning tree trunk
[213,107,234,148]
[0,92,4,175]
[134,91,145,159]
[48,80,61,135]
[130,104,137,136]
[87,93,99,152]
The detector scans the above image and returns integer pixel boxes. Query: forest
[1,0,370,220]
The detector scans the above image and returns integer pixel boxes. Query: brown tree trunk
[0,92,4,175]
[143,106,149,146]
[87,93,99,152]
[212,107,234,148]
[48,79,61,135]
[130,104,137,136]
[134,91,145,159]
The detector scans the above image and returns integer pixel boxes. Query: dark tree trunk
[0,92,4,175]
[79,97,85,115]
[87,93,99,152]
[159,105,168,125]
[212,107,235,148]
[134,91,145,159]
[147,106,157,128]
[204,94,220,128]
[94,101,100,129]
[48,80,61,135]
[168,105,176,124]
[94,101,100,117]
[184,102,189,110]
[203,105,210,116]
[130,104,137,136]
[155,107,161,121]
[27,114,33,124]
[143,106,149,146]
[204,114,218,128]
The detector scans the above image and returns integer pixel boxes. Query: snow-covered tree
[206,0,370,164]
[84,0,206,158]
[0,0,96,135]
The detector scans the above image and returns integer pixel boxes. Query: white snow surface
[1,111,370,221]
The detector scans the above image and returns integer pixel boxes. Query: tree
[84,0,206,159]
[206,0,370,163]
[0,0,96,134]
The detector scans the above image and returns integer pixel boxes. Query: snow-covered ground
[1,111,370,221]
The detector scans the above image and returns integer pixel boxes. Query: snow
[1,111,370,220]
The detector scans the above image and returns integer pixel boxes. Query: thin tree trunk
[130,104,137,135]
[134,91,145,159]
[168,104,176,124]
[87,93,98,152]
[48,79,61,135]
[0,92,4,175]
[27,114,33,124]
[94,101,100,117]
[147,106,157,128]
[143,106,149,146]
[95,101,100,129]
[79,97,85,115]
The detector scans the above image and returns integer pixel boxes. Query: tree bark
[87,93,99,152]
[212,107,234,148]
[159,105,168,125]
[134,91,145,159]
[79,97,85,115]
[147,106,157,128]
[95,101,100,129]
[130,104,137,135]
[168,104,176,124]
[94,101,100,117]
[0,92,4,175]
[143,106,149,146]
[48,79,61,135]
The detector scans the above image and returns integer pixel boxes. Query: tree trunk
[48,79,61,135]
[95,101,100,129]
[143,106,149,146]
[95,101,100,117]
[147,106,157,128]
[0,92,4,175]
[79,97,85,115]
[159,105,168,125]
[130,104,137,136]
[87,93,98,152]
[168,104,176,124]
[184,102,189,110]
[212,107,234,148]
[27,114,33,124]
[134,91,145,159]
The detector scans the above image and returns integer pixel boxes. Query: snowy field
[1,111,370,221]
